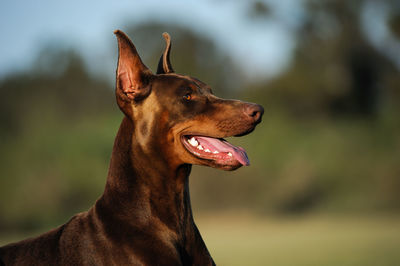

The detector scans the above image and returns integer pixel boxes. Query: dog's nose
[244,103,264,124]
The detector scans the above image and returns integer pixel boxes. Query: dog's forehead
[155,74,211,92]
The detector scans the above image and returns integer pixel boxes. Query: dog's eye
[183,93,192,101]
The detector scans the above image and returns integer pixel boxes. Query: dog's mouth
[181,135,250,167]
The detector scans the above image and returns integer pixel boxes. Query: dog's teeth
[205,149,211,153]
[197,145,204,150]
[228,152,233,157]
[213,151,219,154]
[188,137,198,147]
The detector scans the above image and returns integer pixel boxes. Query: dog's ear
[114,30,153,112]
[156,32,174,74]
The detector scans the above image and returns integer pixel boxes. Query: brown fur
[0,30,263,266]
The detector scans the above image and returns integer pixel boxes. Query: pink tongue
[195,136,250,166]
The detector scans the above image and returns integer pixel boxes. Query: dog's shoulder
[0,212,89,265]
[0,223,65,265]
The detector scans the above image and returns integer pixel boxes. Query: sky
[0,0,303,81]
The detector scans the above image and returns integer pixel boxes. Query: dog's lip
[180,133,250,166]
[180,131,227,140]
[234,126,256,137]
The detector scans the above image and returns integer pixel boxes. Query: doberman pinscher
[0,30,263,265]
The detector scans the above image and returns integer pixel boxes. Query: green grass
[196,213,400,266]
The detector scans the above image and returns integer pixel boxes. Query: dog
[0,30,263,265]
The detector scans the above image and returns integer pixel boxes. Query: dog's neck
[100,116,193,231]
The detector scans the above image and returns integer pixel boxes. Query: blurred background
[1,0,400,265]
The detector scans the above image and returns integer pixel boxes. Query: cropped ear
[114,30,153,113]
[156,32,174,74]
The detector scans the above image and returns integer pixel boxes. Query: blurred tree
[0,46,114,137]
[246,0,400,118]
[248,1,272,19]
[388,0,400,39]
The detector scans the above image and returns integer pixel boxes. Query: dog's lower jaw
[96,117,216,265]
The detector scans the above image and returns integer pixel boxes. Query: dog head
[114,30,263,171]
